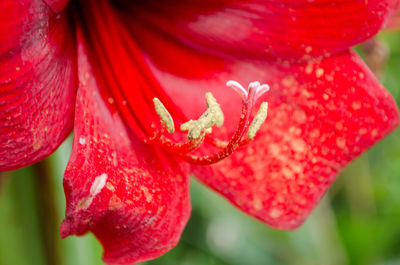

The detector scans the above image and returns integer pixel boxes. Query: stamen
[248,102,269,139]
[205,92,224,127]
[204,127,213,134]
[180,120,196,132]
[153,97,174,133]
[180,92,224,140]
[150,80,270,165]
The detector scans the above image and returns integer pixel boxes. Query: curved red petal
[132,22,399,229]
[0,0,76,171]
[60,31,191,265]
[127,0,399,59]
[191,51,399,229]
[73,0,187,142]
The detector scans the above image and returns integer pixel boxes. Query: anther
[248,102,269,139]
[180,120,196,132]
[181,92,224,140]
[204,127,213,134]
[150,80,270,166]
[205,92,224,127]
[153,98,174,133]
[181,120,213,134]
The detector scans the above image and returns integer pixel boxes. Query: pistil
[150,81,270,165]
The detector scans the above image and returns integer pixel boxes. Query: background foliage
[1,32,400,265]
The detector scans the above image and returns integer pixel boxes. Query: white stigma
[227,80,270,101]
[254,84,270,99]
[248,81,270,100]
[226,80,248,101]
[248,81,261,90]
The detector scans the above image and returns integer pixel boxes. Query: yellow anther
[248,102,268,139]
[180,120,196,132]
[205,92,224,127]
[180,92,224,139]
[153,98,175,133]
[186,110,212,139]
[204,127,213,134]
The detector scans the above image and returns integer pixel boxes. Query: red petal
[386,7,400,30]
[60,31,191,265]
[43,0,70,13]
[73,0,187,142]
[127,0,399,59]
[0,0,76,171]
[192,51,399,229]
[131,21,399,229]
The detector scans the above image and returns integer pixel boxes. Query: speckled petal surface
[0,0,76,171]
[191,51,399,229]
[126,0,399,59]
[132,22,399,229]
[60,31,191,265]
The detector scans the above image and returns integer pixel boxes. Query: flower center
[148,81,270,165]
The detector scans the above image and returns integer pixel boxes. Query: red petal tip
[60,219,72,239]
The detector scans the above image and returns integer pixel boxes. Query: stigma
[150,80,270,165]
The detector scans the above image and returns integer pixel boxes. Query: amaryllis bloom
[1,0,400,264]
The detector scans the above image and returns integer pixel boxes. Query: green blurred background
[1,32,400,265]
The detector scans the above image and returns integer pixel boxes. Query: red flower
[1,0,400,264]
